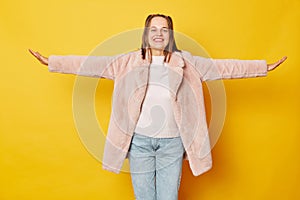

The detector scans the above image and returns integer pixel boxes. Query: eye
[150,29,156,32]
[162,29,169,33]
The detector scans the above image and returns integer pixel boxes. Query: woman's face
[148,17,170,51]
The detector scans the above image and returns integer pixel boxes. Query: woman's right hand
[28,49,49,66]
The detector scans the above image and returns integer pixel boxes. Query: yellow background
[1,0,299,199]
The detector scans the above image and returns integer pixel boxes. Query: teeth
[154,38,163,41]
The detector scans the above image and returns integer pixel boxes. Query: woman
[29,14,287,200]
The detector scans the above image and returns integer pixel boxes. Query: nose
[157,29,163,36]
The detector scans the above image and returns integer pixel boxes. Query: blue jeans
[128,133,185,200]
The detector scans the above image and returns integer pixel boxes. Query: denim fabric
[128,133,185,200]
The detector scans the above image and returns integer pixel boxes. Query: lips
[153,38,164,42]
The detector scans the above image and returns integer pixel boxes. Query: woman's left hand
[267,56,287,71]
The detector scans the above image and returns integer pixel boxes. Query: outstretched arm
[189,53,287,81]
[29,49,123,80]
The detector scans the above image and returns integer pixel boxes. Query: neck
[150,48,164,56]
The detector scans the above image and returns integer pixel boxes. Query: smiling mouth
[153,38,164,42]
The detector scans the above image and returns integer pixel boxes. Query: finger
[277,57,287,66]
[280,56,287,63]
[29,50,43,61]
[30,51,39,58]
[30,49,39,56]
[28,49,36,56]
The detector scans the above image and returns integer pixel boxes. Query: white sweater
[134,56,180,138]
